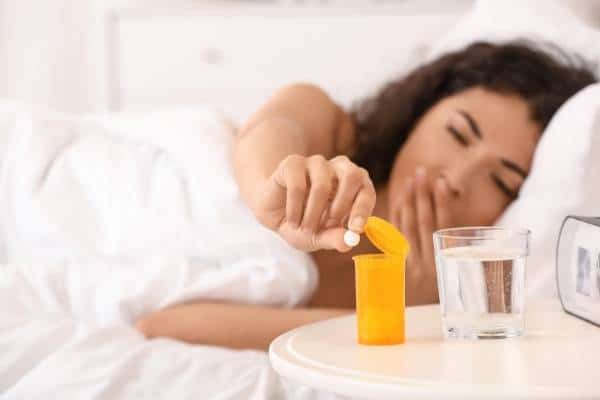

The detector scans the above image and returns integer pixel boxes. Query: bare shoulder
[333,101,357,157]
[241,83,356,157]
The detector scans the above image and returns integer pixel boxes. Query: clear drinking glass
[433,227,530,339]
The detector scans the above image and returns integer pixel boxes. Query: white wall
[0,0,597,115]
[0,0,106,112]
[0,0,471,115]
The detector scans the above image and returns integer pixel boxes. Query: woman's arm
[233,83,355,211]
[232,83,374,253]
[136,302,349,351]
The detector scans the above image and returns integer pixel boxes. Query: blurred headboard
[104,0,599,123]
[105,0,473,122]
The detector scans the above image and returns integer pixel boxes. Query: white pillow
[502,85,600,298]
[429,0,600,75]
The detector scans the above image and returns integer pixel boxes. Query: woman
[136,41,596,349]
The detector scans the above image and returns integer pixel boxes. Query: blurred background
[0,0,599,122]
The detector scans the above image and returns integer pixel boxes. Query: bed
[1,1,599,399]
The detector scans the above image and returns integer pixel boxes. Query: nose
[441,147,495,197]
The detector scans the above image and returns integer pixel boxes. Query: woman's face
[388,86,541,226]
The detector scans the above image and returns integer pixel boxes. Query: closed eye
[446,125,468,147]
[491,173,518,199]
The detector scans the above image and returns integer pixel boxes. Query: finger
[400,178,420,255]
[314,227,352,253]
[348,177,376,233]
[389,201,401,229]
[433,177,452,229]
[302,156,334,232]
[415,168,435,261]
[328,157,363,226]
[389,194,402,230]
[277,223,350,253]
[274,155,307,228]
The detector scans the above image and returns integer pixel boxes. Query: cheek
[389,130,441,185]
[458,186,512,226]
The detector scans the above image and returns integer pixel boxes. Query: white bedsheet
[0,261,341,400]
[0,103,346,399]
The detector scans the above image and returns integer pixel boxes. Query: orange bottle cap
[364,216,410,256]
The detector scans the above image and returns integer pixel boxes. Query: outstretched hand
[252,155,376,252]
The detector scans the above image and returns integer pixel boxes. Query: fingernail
[437,178,448,193]
[349,216,365,232]
[415,169,427,187]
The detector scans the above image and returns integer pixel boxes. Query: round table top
[269,300,600,400]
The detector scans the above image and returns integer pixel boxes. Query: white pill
[343,230,361,247]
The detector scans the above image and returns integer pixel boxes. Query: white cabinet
[109,1,470,122]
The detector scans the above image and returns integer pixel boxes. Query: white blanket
[0,261,340,400]
[0,103,345,399]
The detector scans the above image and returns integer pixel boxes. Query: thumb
[313,227,354,253]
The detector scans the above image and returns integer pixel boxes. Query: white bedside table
[269,300,600,399]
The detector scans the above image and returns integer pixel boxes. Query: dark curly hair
[351,41,597,184]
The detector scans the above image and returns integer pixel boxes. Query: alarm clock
[556,215,600,326]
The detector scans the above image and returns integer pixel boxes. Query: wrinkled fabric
[0,103,350,400]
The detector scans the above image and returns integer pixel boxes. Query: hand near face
[389,168,453,301]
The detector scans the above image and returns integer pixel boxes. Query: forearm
[233,117,308,209]
[232,83,346,211]
[136,302,349,351]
